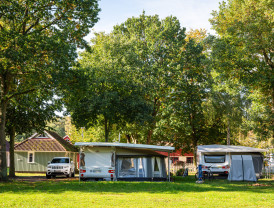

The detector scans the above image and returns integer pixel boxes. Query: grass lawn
[0,175,273,208]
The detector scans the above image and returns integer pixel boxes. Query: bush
[176,168,185,176]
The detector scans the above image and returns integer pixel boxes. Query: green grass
[0,176,273,208]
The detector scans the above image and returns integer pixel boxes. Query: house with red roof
[14,131,78,173]
[158,149,194,164]
[157,149,195,172]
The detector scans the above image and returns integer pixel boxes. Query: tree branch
[7,89,36,101]
[24,18,40,34]
[22,7,29,34]
[262,49,274,69]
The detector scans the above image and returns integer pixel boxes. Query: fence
[171,161,196,175]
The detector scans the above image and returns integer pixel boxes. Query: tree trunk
[126,134,131,143]
[104,117,109,142]
[8,126,15,178]
[146,98,160,144]
[190,112,198,167]
[146,130,152,144]
[0,100,8,181]
[227,120,231,145]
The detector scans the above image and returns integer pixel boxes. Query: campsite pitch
[0,176,273,208]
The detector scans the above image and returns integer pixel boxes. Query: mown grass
[0,176,273,208]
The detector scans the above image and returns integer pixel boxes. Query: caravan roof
[75,142,175,152]
[197,145,267,153]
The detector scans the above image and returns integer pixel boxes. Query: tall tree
[0,0,100,181]
[65,32,153,142]
[6,89,61,177]
[113,13,186,144]
[210,0,273,139]
[157,38,226,164]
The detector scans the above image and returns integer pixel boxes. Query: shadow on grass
[0,176,273,195]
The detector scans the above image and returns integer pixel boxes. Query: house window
[172,157,179,164]
[186,157,193,164]
[28,152,35,163]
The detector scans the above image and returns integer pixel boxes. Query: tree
[6,89,61,177]
[64,116,106,144]
[210,0,273,139]
[64,32,153,142]
[113,13,186,144]
[0,0,100,181]
[156,38,226,164]
[205,78,251,145]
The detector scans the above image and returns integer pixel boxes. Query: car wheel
[46,174,51,179]
[67,171,72,178]
[71,172,75,177]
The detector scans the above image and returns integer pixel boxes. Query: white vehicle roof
[197,145,267,153]
[75,142,174,152]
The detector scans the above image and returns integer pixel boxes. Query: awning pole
[168,152,170,182]
[79,146,81,184]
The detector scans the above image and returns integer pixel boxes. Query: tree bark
[126,134,131,143]
[190,112,198,166]
[193,140,198,167]
[146,130,152,144]
[146,98,160,144]
[104,117,109,142]
[8,126,15,178]
[227,120,231,145]
[0,100,8,181]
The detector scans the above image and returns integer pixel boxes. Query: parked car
[46,157,75,179]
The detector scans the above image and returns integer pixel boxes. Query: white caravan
[197,145,266,177]
[74,142,174,181]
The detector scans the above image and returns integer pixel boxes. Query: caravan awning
[197,145,267,153]
[75,142,175,152]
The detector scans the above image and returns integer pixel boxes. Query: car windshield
[51,158,69,163]
[204,155,225,163]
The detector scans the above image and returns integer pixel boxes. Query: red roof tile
[14,131,78,152]
[157,149,194,157]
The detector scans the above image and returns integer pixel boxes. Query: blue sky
[85,0,221,41]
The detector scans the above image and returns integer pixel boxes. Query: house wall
[15,152,66,172]
[6,152,10,167]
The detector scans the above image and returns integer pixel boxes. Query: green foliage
[47,117,66,138]
[65,31,153,142]
[210,0,274,140]
[176,168,185,176]
[109,13,187,143]
[64,116,107,144]
[0,0,100,181]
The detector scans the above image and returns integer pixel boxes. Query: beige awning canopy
[197,145,267,153]
[75,142,175,152]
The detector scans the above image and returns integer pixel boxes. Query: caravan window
[204,155,225,163]
[118,157,147,178]
[152,157,162,177]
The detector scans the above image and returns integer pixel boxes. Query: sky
[85,0,221,42]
